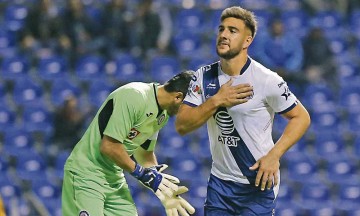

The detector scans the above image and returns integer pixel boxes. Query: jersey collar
[152,83,163,117]
[219,56,251,76]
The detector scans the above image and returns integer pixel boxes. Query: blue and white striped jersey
[184,57,298,195]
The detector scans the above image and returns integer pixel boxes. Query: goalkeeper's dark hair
[164,70,194,97]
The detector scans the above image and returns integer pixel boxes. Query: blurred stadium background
[1,0,360,215]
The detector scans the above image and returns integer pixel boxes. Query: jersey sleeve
[183,69,204,107]
[142,132,159,151]
[102,88,143,143]
[265,73,298,114]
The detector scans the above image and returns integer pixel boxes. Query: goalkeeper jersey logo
[79,210,89,216]
[127,128,140,139]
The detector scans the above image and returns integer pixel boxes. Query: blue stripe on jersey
[203,62,257,183]
[277,101,298,114]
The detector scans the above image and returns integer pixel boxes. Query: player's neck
[156,85,167,111]
[220,52,248,76]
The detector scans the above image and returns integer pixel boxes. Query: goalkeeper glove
[161,186,196,216]
[130,163,179,198]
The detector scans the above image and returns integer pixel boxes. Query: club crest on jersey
[215,111,240,147]
[157,113,166,125]
[79,211,90,216]
[192,84,202,94]
[127,128,140,139]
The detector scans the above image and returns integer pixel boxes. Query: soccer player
[62,71,195,216]
[175,6,311,216]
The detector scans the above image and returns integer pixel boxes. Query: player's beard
[216,45,241,60]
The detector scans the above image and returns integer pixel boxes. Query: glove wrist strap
[130,163,144,179]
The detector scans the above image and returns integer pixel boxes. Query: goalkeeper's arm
[100,135,179,198]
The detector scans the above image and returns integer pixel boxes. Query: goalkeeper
[62,71,195,216]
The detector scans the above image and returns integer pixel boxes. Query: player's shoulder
[249,58,282,81]
[194,61,220,80]
[112,82,153,99]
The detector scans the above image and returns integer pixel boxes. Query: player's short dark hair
[164,70,194,97]
[220,6,258,38]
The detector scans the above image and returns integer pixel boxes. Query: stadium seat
[0,105,16,132]
[347,112,360,134]
[276,183,295,204]
[350,9,360,39]
[107,54,145,82]
[326,157,358,184]
[149,56,180,83]
[0,176,21,206]
[0,30,16,57]
[50,79,81,107]
[168,152,201,181]
[275,204,300,216]
[310,110,339,132]
[310,10,343,35]
[308,205,337,216]
[327,36,348,57]
[31,179,60,201]
[53,150,71,181]
[22,105,53,134]
[87,79,114,108]
[3,128,34,157]
[159,133,191,154]
[339,84,360,113]
[285,152,319,183]
[173,32,201,59]
[75,55,105,81]
[313,132,345,160]
[37,55,69,81]
[1,56,29,81]
[208,9,223,33]
[4,4,28,32]
[12,78,44,106]
[299,183,334,214]
[353,136,360,157]
[15,150,47,182]
[281,10,309,38]
[335,183,360,213]
[302,84,335,112]
[337,61,359,86]
[175,8,205,34]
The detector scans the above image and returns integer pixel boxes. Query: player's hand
[161,186,195,216]
[249,153,280,191]
[130,163,179,198]
[215,79,253,107]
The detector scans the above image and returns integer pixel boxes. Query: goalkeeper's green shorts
[62,169,138,216]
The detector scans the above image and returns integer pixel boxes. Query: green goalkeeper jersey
[64,82,169,184]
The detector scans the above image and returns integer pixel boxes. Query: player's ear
[175,92,184,101]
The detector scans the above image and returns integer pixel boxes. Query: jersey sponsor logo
[206,83,217,89]
[215,111,240,147]
[277,81,286,88]
[281,87,291,100]
[79,210,90,216]
[128,128,140,139]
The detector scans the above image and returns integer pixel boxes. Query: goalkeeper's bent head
[161,70,194,116]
